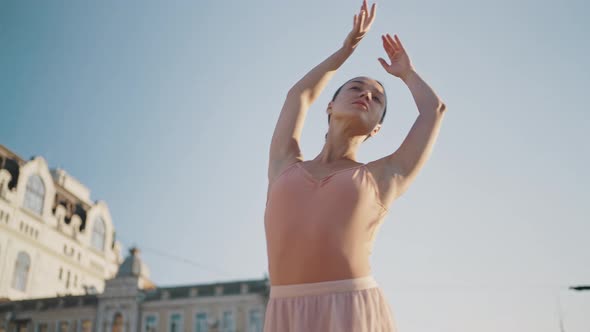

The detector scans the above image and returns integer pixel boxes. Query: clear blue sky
[1,0,588,330]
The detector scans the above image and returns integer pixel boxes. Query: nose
[360,90,372,101]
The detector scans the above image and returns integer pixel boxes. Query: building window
[59,267,63,280]
[36,323,48,332]
[16,322,28,332]
[248,309,262,332]
[57,321,69,332]
[169,313,183,332]
[11,251,31,291]
[112,313,124,332]
[221,311,235,332]
[24,175,45,215]
[80,320,92,332]
[195,312,208,332]
[145,314,158,332]
[91,217,106,251]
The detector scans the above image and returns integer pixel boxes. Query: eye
[350,86,360,90]
[372,96,382,104]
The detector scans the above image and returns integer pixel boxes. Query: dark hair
[326,78,388,141]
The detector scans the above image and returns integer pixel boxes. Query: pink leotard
[264,161,389,286]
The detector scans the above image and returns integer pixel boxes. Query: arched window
[11,251,31,291]
[112,313,124,332]
[91,217,106,251]
[24,175,45,215]
[58,321,69,332]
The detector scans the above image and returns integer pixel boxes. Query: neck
[315,128,366,164]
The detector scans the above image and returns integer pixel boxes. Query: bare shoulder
[365,157,406,207]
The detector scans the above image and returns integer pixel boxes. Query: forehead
[344,77,385,94]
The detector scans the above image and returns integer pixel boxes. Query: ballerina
[264,1,446,330]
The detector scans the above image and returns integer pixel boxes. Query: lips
[352,100,369,111]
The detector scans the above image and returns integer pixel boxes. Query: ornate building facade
[0,144,269,331]
[0,144,122,301]
[0,248,269,332]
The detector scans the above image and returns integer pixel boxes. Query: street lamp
[557,285,590,332]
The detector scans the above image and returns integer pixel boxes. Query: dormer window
[24,175,45,215]
[91,217,106,251]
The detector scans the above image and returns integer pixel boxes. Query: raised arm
[268,0,376,182]
[372,34,447,203]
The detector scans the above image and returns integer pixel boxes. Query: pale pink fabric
[264,161,388,284]
[263,276,397,332]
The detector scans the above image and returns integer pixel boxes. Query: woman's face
[328,77,386,136]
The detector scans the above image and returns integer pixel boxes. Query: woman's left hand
[378,34,415,80]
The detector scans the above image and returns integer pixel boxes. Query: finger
[386,34,398,51]
[369,3,377,21]
[363,0,369,14]
[378,57,390,70]
[365,4,375,30]
[353,14,358,28]
[386,33,400,52]
[382,34,394,49]
[382,35,396,57]
[394,34,406,52]
[358,9,366,31]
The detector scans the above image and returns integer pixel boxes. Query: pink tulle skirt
[264,275,397,332]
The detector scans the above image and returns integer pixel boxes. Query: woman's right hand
[343,0,377,51]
